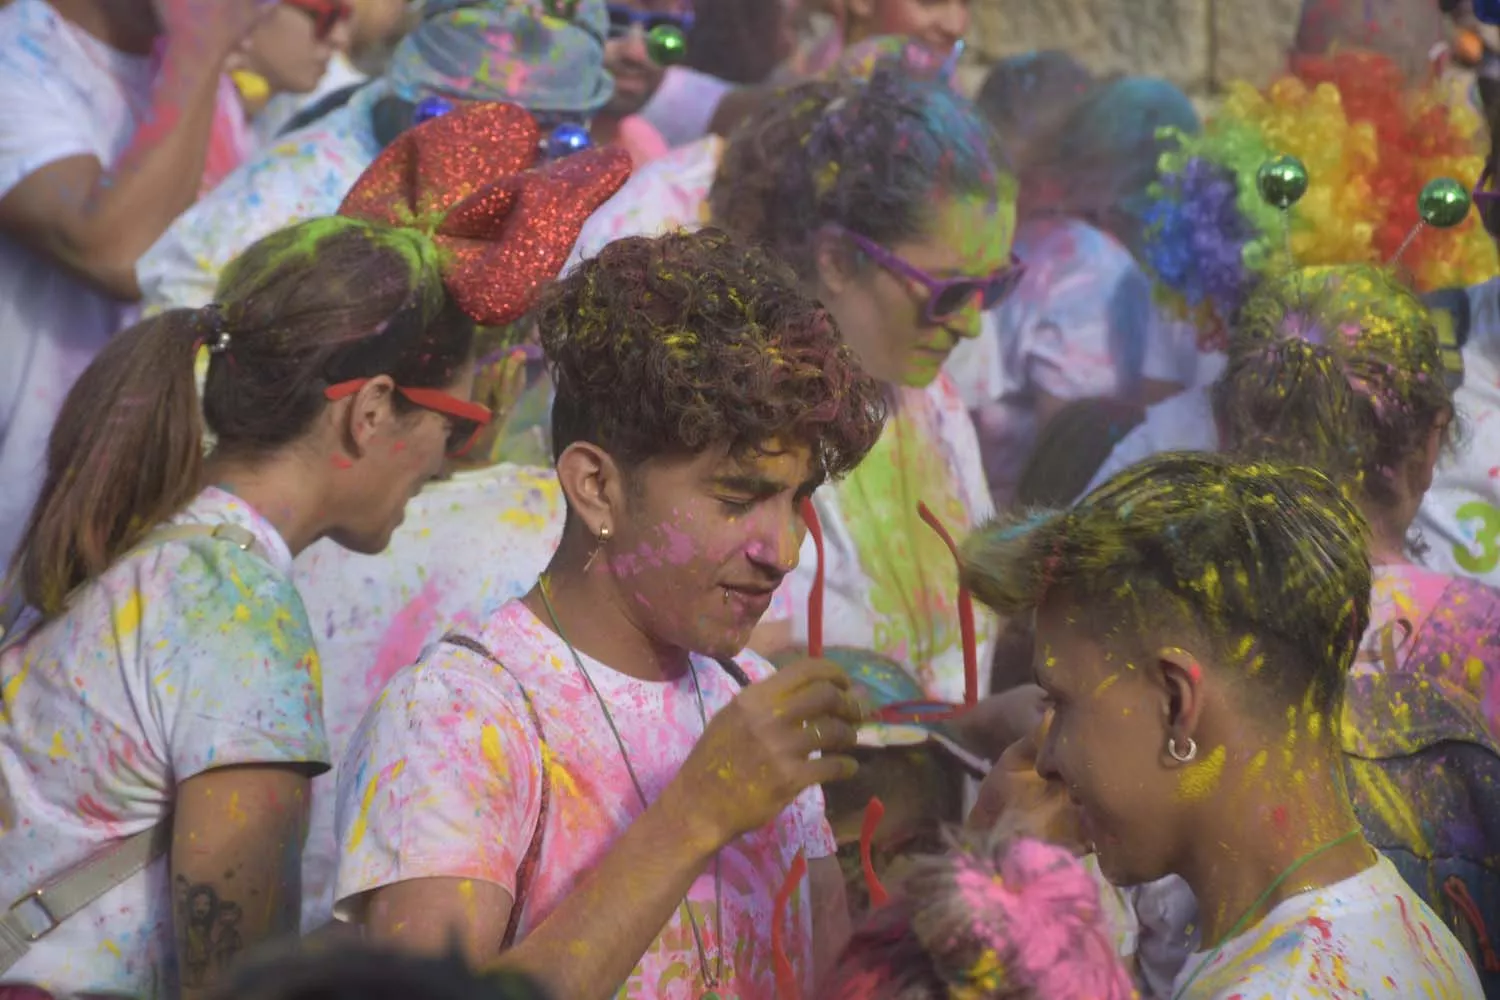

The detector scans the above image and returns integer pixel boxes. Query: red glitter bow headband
[338,102,631,326]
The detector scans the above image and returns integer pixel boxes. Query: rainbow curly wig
[1141,51,1497,349]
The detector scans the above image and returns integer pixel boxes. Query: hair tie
[201,304,232,356]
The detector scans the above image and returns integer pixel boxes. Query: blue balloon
[1476,0,1500,25]
[412,96,455,125]
[544,122,592,158]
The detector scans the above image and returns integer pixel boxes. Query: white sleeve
[151,544,330,779]
[639,67,734,148]
[333,655,542,918]
[0,63,100,201]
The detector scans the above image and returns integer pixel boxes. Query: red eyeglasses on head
[325,379,494,458]
[282,0,353,40]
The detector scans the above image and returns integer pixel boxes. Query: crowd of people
[1,0,1498,998]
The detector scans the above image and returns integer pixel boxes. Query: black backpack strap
[442,633,549,949]
[715,656,752,688]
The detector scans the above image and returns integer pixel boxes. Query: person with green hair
[1072,262,1500,991]
[0,214,486,997]
[962,451,1482,998]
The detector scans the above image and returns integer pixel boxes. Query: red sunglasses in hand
[283,0,352,40]
[800,498,979,725]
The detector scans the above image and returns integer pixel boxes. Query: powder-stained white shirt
[0,488,328,997]
[1172,856,1480,998]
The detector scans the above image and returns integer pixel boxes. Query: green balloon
[646,23,687,65]
[1257,155,1310,210]
[1418,177,1471,229]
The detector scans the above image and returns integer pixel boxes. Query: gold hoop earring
[583,524,612,573]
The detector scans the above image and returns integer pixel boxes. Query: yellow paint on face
[1092,673,1120,697]
[49,730,68,761]
[1176,744,1226,800]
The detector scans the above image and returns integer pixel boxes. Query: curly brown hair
[539,228,887,477]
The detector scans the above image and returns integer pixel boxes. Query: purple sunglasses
[827,225,1025,325]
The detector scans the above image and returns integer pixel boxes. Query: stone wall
[963,0,1308,100]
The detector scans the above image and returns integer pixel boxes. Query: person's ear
[1414,414,1447,498]
[814,230,859,301]
[333,375,401,458]
[1155,645,1207,765]
[555,441,629,536]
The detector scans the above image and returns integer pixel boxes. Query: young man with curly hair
[332,229,888,999]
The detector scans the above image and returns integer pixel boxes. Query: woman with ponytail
[0,102,627,1000]
[824,832,1136,999]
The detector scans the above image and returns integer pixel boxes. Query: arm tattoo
[175,875,246,987]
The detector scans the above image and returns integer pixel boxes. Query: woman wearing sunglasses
[707,66,1023,740]
[0,102,611,998]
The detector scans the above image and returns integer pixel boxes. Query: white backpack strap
[0,823,170,974]
[0,521,265,972]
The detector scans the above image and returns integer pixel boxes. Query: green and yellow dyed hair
[1215,263,1453,516]
[962,452,1372,719]
[17,216,473,616]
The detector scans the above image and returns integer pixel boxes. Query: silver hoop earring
[1167,736,1197,763]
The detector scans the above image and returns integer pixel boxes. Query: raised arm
[0,0,269,301]
[352,659,861,1000]
[171,764,312,999]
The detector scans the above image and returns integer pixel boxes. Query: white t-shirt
[1172,856,1481,998]
[0,487,329,996]
[1421,277,1500,587]
[783,375,998,704]
[137,81,386,314]
[252,53,367,146]
[334,599,837,996]
[1080,384,1216,500]
[1081,306,1500,592]
[0,0,154,571]
[290,463,565,928]
[943,217,1180,508]
[639,66,734,149]
[565,133,723,272]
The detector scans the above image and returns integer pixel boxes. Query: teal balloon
[646,23,687,65]
[1418,177,1471,229]
[1257,155,1310,210]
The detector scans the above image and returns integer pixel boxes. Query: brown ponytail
[12,217,475,617]
[15,310,209,615]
